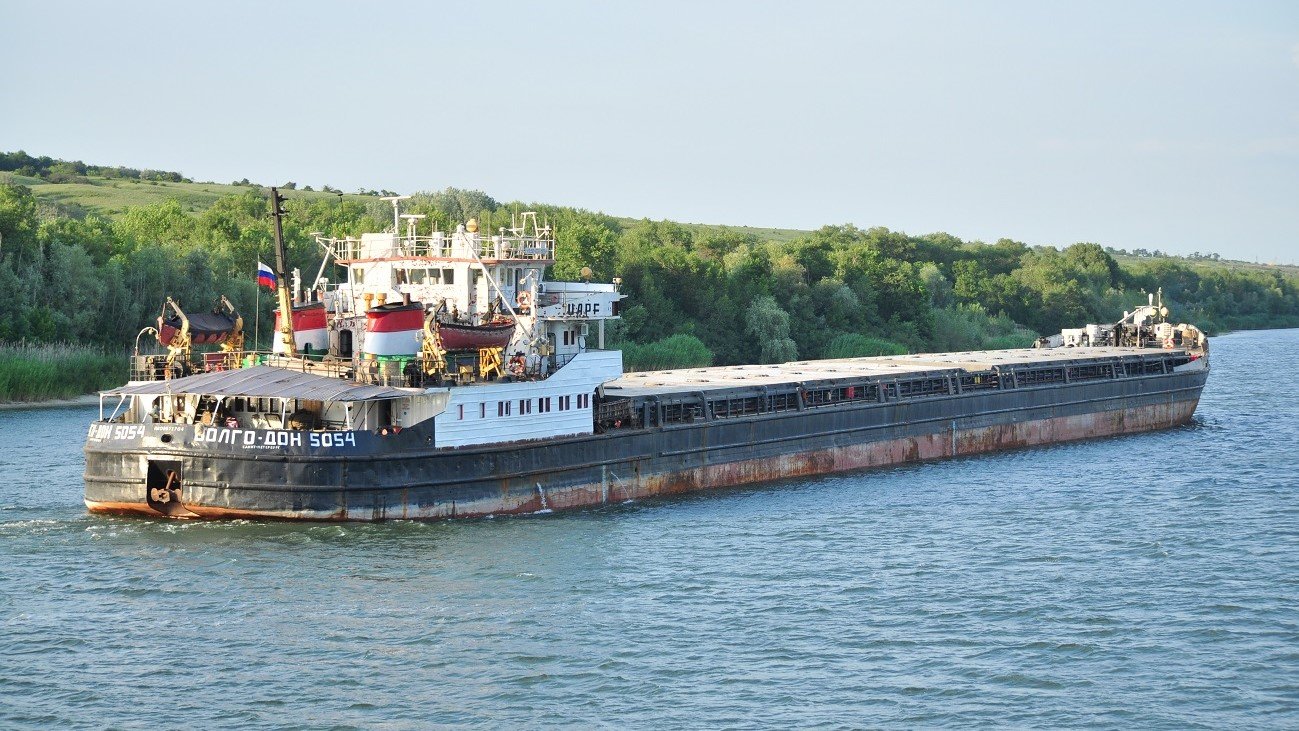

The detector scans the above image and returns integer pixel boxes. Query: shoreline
[0,394,100,411]
[0,326,1289,411]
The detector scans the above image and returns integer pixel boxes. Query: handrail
[320,233,555,263]
[130,350,355,382]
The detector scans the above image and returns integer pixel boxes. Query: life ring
[1162,338,1174,349]
[516,290,532,309]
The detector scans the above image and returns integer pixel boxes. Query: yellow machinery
[420,314,449,380]
[479,346,504,381]
[420,312,508,384]
[157,296,244,376]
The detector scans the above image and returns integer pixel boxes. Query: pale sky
[3,1,1297,262]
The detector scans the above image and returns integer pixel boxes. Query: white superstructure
[301,203,622,374]
[272,199,628,447]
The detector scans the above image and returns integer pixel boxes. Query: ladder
[421,317,448,377]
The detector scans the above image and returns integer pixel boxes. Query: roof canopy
[104,365,413,402]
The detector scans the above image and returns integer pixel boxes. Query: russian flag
[257,261,278,290]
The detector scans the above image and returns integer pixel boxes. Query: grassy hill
[1109,252,1299,278]
[2,166,1290,274]
[3,168,814,246]
[0,171,362,217]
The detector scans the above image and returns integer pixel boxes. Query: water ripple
[1,331,1298,728]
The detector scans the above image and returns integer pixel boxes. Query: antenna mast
[381,195,412,233]
[270,187,297,355]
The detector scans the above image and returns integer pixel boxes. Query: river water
[1,330,1296,729]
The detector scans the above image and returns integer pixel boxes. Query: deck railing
[130,351,355,383]
[322,233,555,263]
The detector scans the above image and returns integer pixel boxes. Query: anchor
[145,468,199,518]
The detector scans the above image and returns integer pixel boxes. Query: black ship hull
[84,366,1207,521]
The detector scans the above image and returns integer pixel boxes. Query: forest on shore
[2,152,1298,399]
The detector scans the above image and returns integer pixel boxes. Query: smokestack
[402,292,411,306]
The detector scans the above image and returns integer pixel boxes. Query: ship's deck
[603,346,1180,397]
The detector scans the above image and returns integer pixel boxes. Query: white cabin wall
[431,350,622,448]
[398,392,451,427]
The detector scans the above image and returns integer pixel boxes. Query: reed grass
[620,334,715,372]
[0,341,127,402]
[825,334,909,358]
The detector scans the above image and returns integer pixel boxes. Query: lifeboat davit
[273,301,329,354]
[158,311,238,347]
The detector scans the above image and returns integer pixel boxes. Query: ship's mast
[270,187,296,355]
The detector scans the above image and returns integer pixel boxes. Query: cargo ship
[83,191,1209,520]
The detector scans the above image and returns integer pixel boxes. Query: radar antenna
[380,195,412,233]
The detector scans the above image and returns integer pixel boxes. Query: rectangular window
[480,403,486,418]
[563,331,570,346]
[408,269,426,284]
[442,268,455,285]
[458,404,464,420]
[543,397,552,413]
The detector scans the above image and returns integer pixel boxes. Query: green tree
[745,295,797,363]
